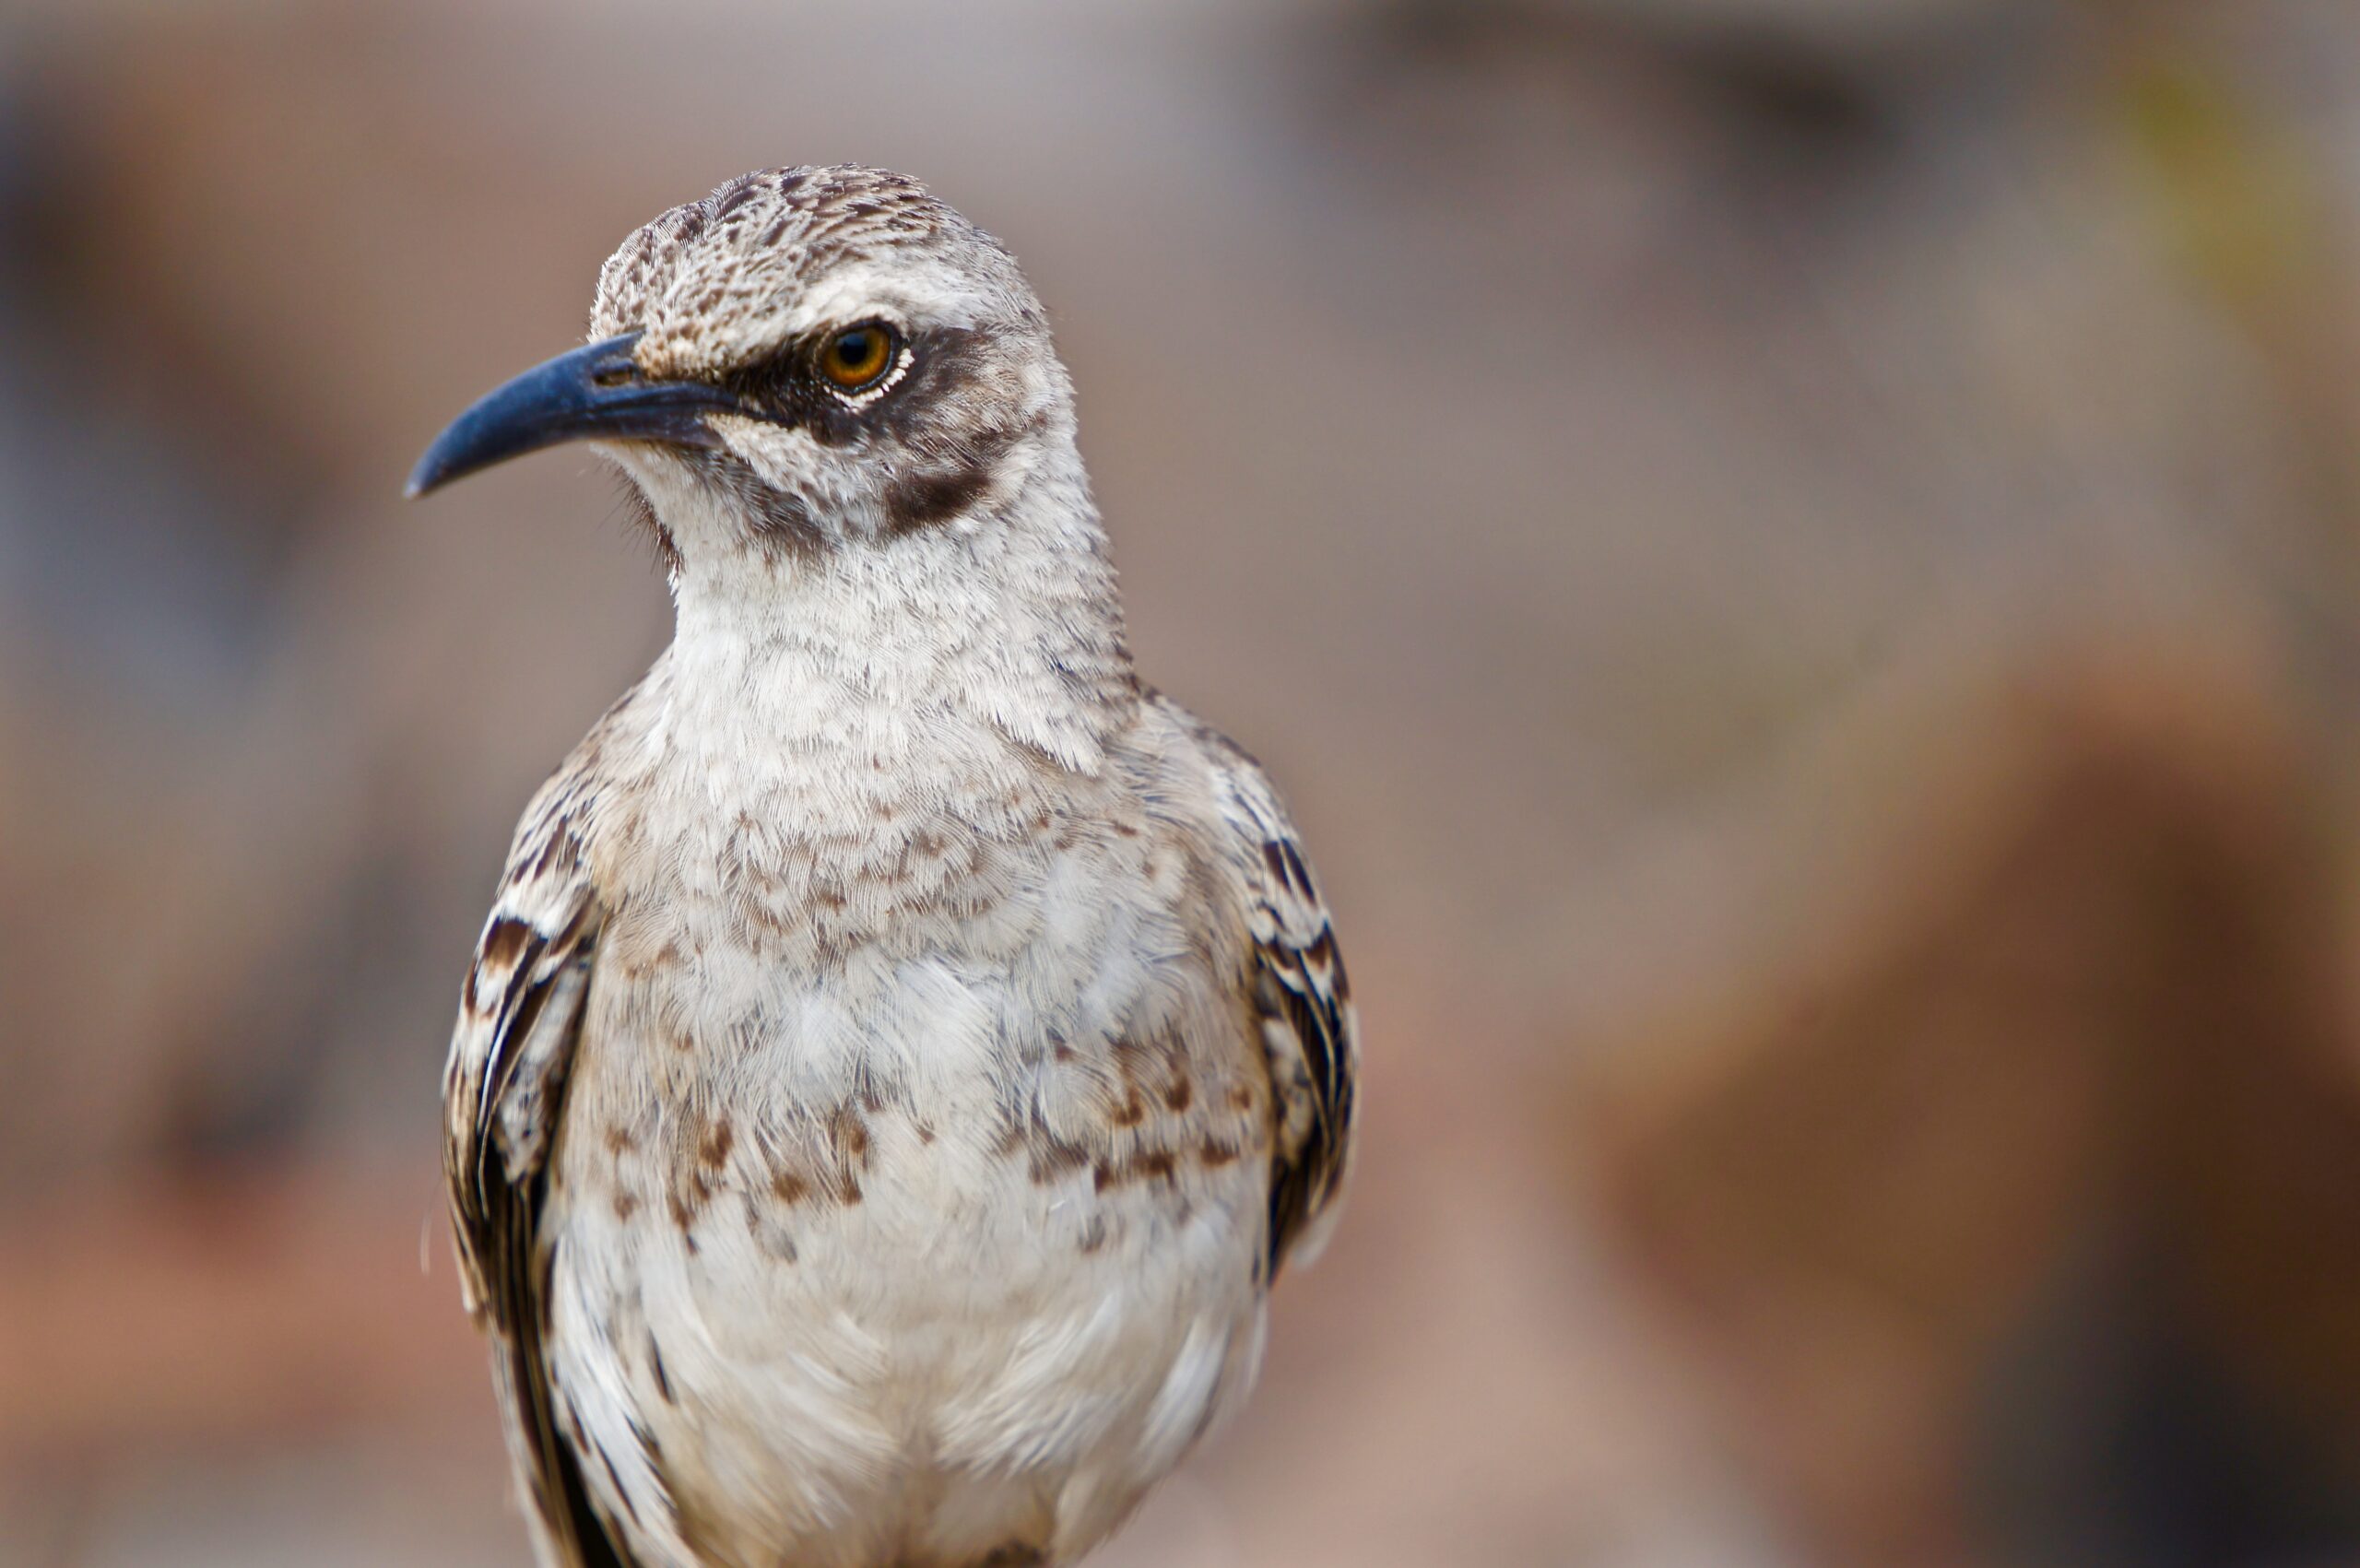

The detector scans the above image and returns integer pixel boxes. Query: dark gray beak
[406,331,739,498]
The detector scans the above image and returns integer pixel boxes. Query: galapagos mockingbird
[407,166,1357,1568]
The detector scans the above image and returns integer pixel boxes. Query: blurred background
[6,0,2360,1563]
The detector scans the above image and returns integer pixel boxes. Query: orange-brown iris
[818,323,897,392]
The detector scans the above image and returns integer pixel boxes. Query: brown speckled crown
[589,166,1033,380]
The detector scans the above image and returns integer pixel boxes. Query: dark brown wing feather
[1177,704,1360,1276]
[444,791,640,1568]
[1251,881,1355,1273]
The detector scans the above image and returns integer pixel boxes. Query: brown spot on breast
[831,1105,871,1162]
[1164,1077,1194,1113]
[772,1168,811,1205]
[612,1191,642,1220]
[1112,1091,1146,1128]
[1092,1148,1179,1192]
[1028,1130,1092,1185]
[1200,1138,1241,1169]
[698,1116,735,1171]
[605,1124,636,1156]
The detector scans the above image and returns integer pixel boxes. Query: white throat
[631,437,1138,807]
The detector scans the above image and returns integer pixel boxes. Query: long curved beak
[406,332,739,498]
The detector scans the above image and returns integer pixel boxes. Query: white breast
[540,673,1275,1568]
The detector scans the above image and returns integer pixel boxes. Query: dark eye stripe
[710,324,989,453]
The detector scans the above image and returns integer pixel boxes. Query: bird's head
[407,166,1075,564]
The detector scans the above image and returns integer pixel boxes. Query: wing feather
[1191,719,1360,1276]
[443,783,641,1568]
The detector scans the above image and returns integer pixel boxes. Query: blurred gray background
[8,1,2360,1564]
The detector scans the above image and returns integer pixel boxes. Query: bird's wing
[1198,728,1360,1277]
[443,783,643,1568]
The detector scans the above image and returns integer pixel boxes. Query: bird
[406,165,1357,1568]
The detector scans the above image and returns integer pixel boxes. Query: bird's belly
[541,963,1271,1568]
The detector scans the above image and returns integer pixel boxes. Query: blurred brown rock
[1580,633,2360,1563]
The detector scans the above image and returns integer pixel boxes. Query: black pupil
[836,332,875,371]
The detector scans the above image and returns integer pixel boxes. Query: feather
[1182,704,1360,1276]
[443,776,643,1568]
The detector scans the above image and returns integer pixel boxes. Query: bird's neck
[656,461,1139,794]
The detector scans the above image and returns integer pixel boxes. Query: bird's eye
[817,323,899,393]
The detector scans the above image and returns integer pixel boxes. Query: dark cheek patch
[881,463,995,534]
[871,329,1043,535]
[878,402,1049,536]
